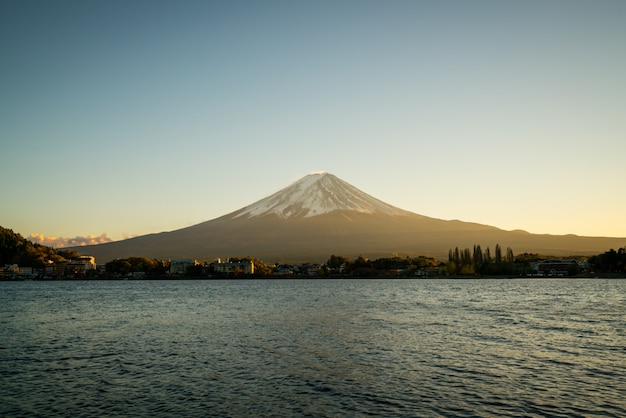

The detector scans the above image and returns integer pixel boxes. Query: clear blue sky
[2,0,625,247]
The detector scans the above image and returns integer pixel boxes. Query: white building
[71,256,96,270]
[214,259,254,275]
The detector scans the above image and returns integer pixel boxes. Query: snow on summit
[233,173,411,219]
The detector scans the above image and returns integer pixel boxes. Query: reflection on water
[1,279,625,417]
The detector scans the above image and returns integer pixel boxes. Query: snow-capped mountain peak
[233,172,411,219]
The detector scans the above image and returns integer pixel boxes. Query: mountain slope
[68,173,626,263]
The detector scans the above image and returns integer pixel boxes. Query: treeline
[79,247,626,277]
[102,255,439,277]
[444,244,583,276]
[0,226,79,266]
[105,257,171,276]
[326,254,439,277]
[3,223,624,276]
[589,247,626,273]
[99,247,626,276]
[445,244,626,275]
[446,244,517,275]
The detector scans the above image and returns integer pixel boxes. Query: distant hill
[0,226,79,266]
[66,173,626,263]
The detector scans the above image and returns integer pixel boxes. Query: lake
[1,279,624,417]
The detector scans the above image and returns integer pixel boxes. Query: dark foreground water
[1,279,624,417]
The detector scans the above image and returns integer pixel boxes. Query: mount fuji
[232,172,413,219]
[71,172,624,263]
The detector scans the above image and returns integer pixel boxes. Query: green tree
[484,247,491,264]
[453,247,461,275]
[506,247,515,263]
[473,244,483,275]
[589,247,626,273]
[495,244,502,265]
[327,255,351,269]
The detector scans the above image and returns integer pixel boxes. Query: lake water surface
[1,279,624,417]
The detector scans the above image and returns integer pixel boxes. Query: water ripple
[1,279,625,417]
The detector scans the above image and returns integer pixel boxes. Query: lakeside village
[2,228,625,280]
[1,253,618,280]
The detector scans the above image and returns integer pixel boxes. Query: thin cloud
[28,233,112,248]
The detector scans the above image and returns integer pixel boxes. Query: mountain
[69,173,625,263]
[231,172,412,219]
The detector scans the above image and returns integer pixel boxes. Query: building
[1,256,97,279]
[214,259,254,275]
[72,256,96,270]
[1,264,19,278]
[169,259,199,275]
[18,267,36,278]
[63,256,97,278]
[45,262,67,278]
[535,259,579,276]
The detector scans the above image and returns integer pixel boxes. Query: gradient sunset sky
[2,0,625,247]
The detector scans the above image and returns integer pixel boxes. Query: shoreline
[3,274,625,282]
